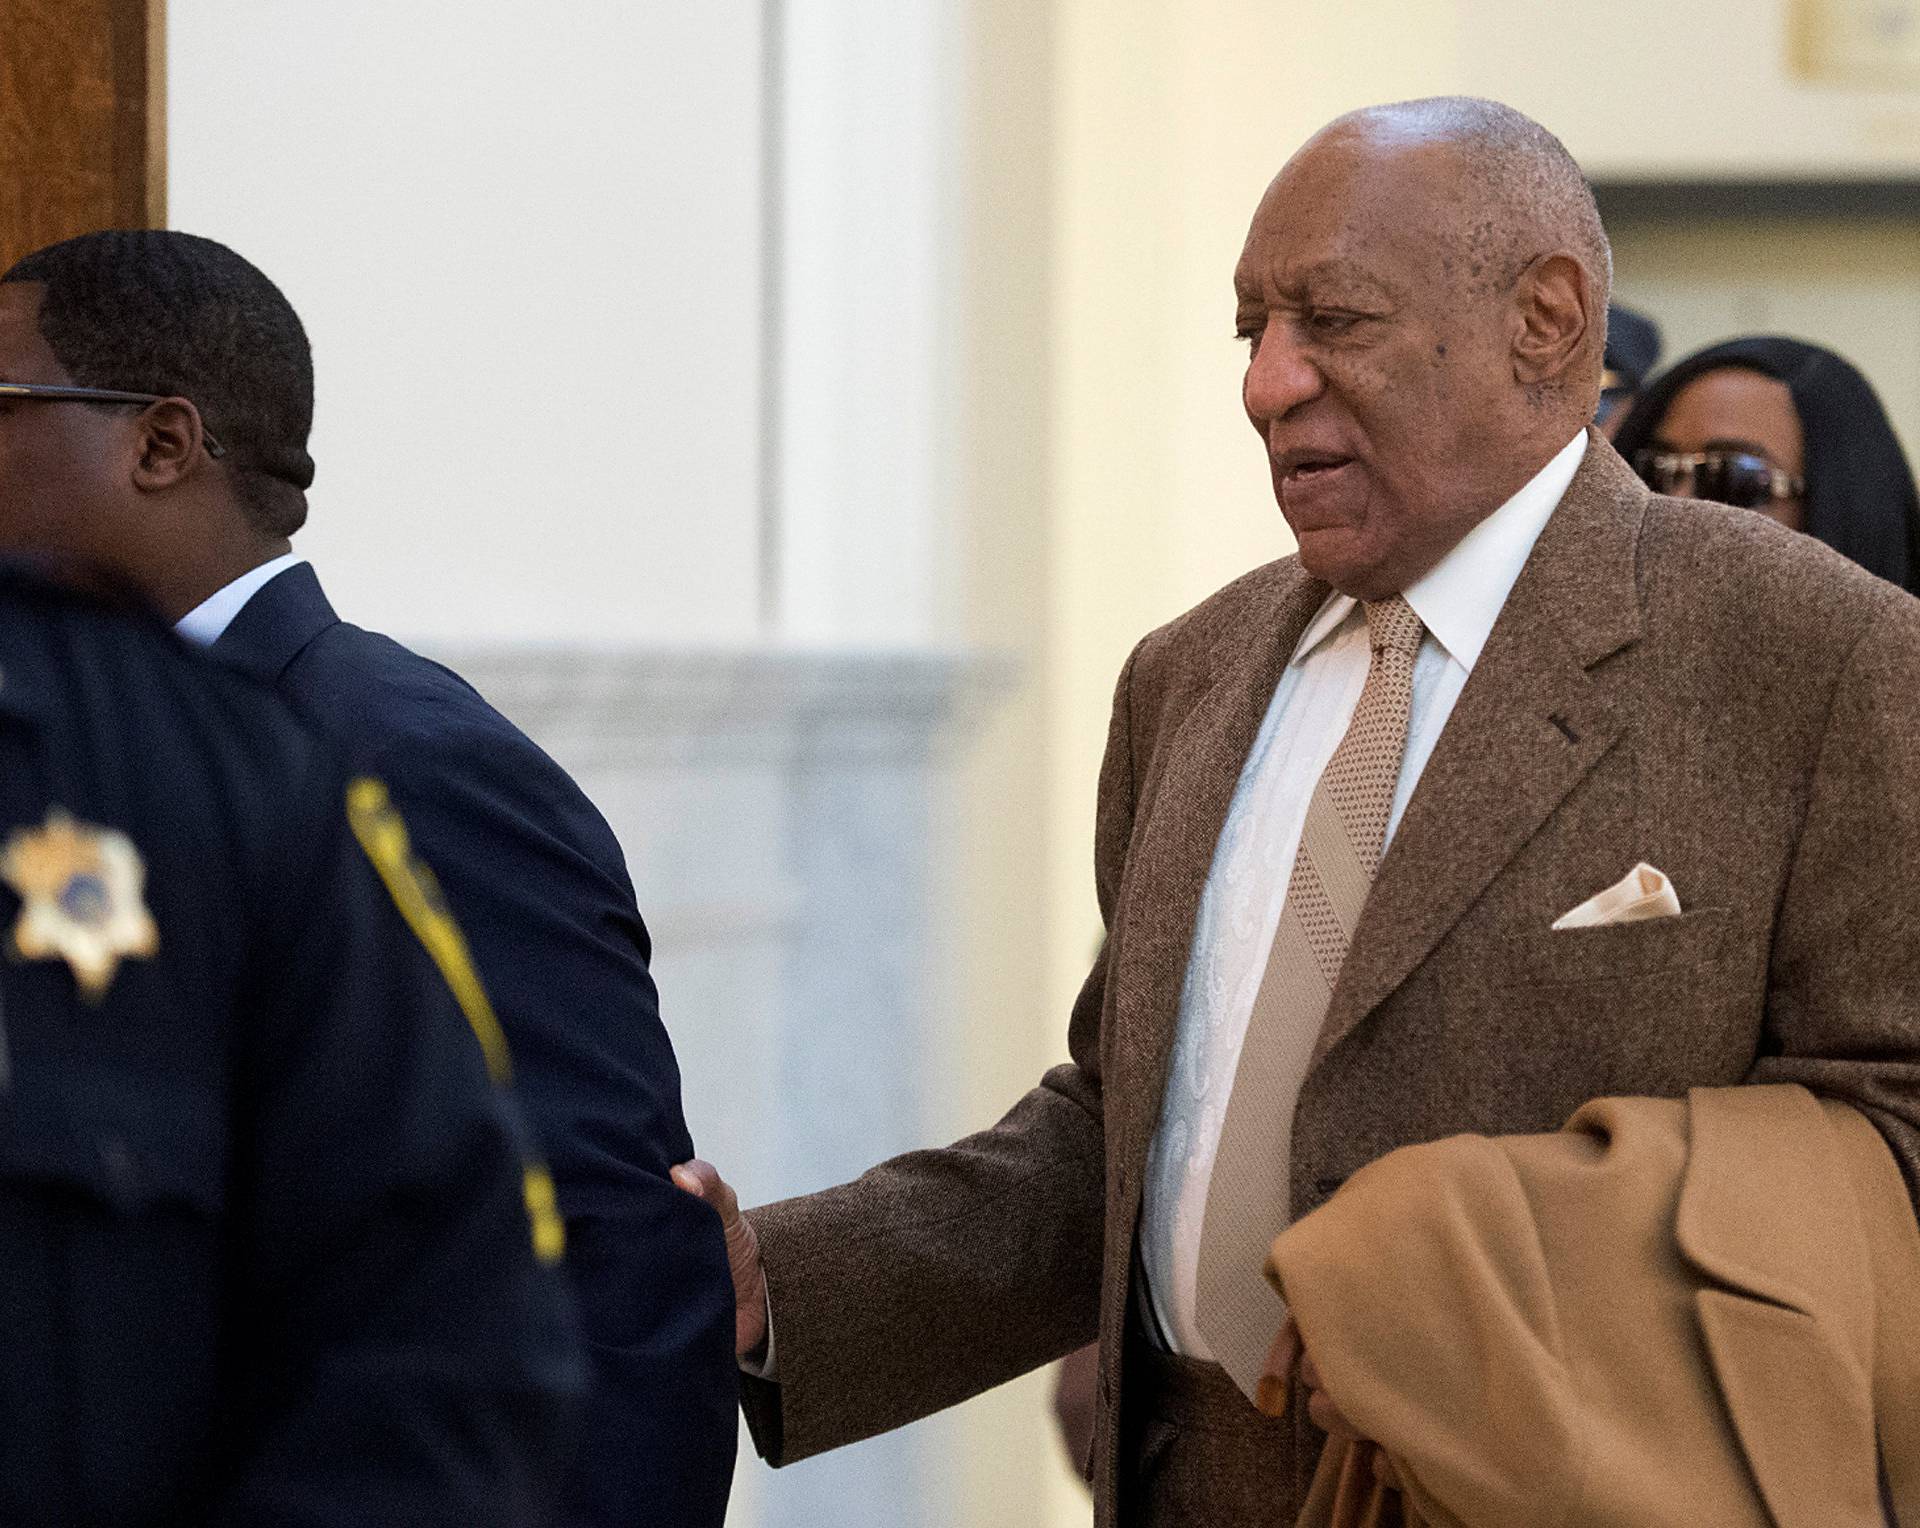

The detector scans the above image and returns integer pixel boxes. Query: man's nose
[1242,327,1323,423]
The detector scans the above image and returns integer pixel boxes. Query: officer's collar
[210,561,339,684]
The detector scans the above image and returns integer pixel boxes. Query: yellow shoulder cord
[346,777,564,1264]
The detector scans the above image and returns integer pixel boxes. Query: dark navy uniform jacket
[0,567,584,1526]
[214,563,737,1528]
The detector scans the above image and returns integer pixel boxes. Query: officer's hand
[671,1159,769,1360]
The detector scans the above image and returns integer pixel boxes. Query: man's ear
[129,398,213,492]
[1511,252,1592,388]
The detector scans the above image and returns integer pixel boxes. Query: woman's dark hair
[1,230,315,539]
[1611,335,1920,595]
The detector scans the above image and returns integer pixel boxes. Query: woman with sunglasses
[1610,335,1920,595]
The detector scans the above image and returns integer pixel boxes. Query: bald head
[1235,98,1610,598]
[1323,96,1612,362]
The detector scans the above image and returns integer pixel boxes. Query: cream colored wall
[935,1,1077,1522]
[1456,0,1920,177]
[167,2,768,646]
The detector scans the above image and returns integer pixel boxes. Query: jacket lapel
[1674,1085,1881,1528]
[1110,564,1331,1161]
[1311,436,1649,1068]
[210,562,341,686]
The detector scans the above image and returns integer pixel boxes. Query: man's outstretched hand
[671,1159,769,1361]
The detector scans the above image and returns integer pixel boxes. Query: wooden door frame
[108,0,165,228]
[0,0,164,269]
[131,0,166,228]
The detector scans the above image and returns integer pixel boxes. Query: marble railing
[432,644,1009,1528]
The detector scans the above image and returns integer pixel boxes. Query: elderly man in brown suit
[675,96,1920,1525]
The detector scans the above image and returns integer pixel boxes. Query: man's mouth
[1275,449,1354,482]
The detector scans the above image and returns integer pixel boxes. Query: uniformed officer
[0,562,583,1525]
[0,227,736,1528]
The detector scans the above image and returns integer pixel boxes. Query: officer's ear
[129,398,216,493]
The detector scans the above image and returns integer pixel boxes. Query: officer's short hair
[2,231,315,539]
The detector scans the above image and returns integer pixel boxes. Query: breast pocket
[1515,907,1733,988]
[0,1083,228,1525]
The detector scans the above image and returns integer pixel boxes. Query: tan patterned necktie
[1194,594,1426,1398]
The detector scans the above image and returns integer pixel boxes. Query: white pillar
[769,0,968,648]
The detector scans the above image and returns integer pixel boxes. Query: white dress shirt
[1137,431,1588,1358]
[173,552,306,647]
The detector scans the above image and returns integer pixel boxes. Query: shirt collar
[175,552,306,647]
[1292,431,1588,671]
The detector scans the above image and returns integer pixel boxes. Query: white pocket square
[1551,862,1682,930]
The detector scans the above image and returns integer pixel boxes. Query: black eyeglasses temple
[0,383,227,458]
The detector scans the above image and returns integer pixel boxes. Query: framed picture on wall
[1791,0,1920,88]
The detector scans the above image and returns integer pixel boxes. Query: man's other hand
[670,1159,769,1360]
[1259,1316,1401,1488]
[1258,1316,1361,1439]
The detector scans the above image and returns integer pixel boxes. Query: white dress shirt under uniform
[1138,431,1589,1359]
[173,552,305,646]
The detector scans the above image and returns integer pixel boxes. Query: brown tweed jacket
[741,435,1920,1525]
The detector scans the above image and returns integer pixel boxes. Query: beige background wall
[932,0,1069,1520]
[167,1,770,646]
[1458,0,1920,177]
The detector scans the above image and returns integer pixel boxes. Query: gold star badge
[1,810,159,1000]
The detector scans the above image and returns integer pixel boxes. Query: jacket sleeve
[737,642,1146,1466]
[206,767,585,1527]
[375,719,738,1528]
[1753,590,1920,1211]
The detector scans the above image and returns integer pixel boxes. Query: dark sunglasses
[0,382,227,458]
[1633,448,1803,511]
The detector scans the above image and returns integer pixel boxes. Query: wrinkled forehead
[1234,134,1466,301]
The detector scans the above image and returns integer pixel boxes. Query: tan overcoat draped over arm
[1268,1084,1920,1528]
